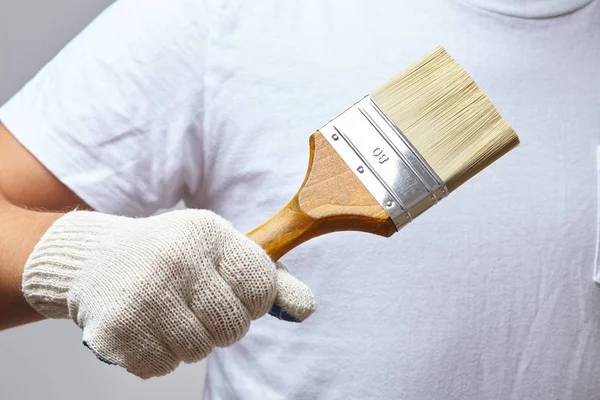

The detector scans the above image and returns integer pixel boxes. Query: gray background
[0,1,207,398]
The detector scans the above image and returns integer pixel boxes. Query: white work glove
[22,210,315,379]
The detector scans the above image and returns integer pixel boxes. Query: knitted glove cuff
[22,211,116,319]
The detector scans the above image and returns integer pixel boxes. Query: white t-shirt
[2,0,600,399]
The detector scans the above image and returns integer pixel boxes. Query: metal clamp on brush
[320,96,448,230]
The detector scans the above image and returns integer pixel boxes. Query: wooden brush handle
[247,131,396,261]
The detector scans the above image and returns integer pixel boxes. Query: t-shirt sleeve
[0,0,209,216]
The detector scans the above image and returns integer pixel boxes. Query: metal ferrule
[320,95,448,230]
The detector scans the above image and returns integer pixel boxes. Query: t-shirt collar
[453,0,594,18]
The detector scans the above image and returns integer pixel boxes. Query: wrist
[0,203,62,329]
[21,211,114,319]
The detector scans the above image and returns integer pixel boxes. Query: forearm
[0,122,91,330]
[0,198,62,330]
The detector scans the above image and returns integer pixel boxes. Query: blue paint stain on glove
[82,339,115,366]
[269,304,300,323]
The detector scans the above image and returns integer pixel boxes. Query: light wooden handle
[247,131,396,261]
[246,196,314,261]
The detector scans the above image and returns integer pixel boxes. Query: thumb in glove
[270,262,315,322]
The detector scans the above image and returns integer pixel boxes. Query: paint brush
[248,46,519,263]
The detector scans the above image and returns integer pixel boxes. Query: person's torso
[184,1,600,398]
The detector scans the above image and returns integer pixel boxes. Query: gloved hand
[21,209,315,379]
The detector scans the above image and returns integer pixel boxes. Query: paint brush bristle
[370,46,519,192]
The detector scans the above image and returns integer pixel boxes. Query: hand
[22,209,315,378]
